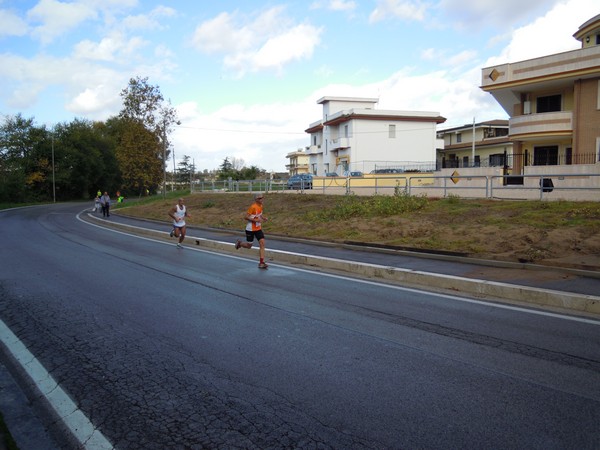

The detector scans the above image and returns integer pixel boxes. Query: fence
[438,152,598,169]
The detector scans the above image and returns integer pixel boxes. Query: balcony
[329,137,350,150]
[307,145,322,155]
[509,111,573,141]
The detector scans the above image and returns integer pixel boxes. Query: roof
[573,13,600,41]
[438,119,508,133]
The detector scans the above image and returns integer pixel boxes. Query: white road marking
[0,319,114,449]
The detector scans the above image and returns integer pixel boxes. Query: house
[304,96,445,176]
[480,13,600,183]
[285,149,310,176]
[437,120,512,169]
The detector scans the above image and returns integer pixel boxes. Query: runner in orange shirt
[235,193,269,269]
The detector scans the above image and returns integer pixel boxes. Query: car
[349,171,363,177]
[325,172,339,177]
[370,168,403,174]
[286,174,313,190]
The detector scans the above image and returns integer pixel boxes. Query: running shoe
[258,262,269,269]
[169,229,174,238]
[235,240,242,250]
[176,243,183,249]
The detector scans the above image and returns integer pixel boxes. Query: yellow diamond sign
[451,170,460,184]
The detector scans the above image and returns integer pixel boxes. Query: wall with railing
[189,166,600,201]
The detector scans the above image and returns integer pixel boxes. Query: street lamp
[49,126,56,202]
[162,127,166,199]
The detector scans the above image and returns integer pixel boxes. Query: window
[536,94,561,113]
[533,146,558,165]
[489,153,505,167]
[388,124,396,138]
[344,125,349,138]
[463,156,469,167]
[566,147,572,165]
[312,135,317,146]
[456,133,462,143]
[474,155,481,167]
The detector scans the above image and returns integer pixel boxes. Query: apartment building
[285,149,310,176]
[437,120,512,169]
[304,96,445,175]
[480,13,600,182]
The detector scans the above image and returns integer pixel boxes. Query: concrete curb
[85,213,600,315]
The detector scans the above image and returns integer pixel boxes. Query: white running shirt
[172,204,186,227]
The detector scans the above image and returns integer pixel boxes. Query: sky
[0,0,598,173]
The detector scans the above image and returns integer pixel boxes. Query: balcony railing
[438,152,598,169]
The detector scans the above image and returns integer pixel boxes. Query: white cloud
[369,0,428,23]
[310,0,357,11]
[485,0,598,64]
[73,33,148,62]
[122,6,177,31]
[191,7,323,76]
[27,0,98,45]
[225,24,322,75]
[0,8,28,37]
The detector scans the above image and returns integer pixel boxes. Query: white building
[304,96,446,175]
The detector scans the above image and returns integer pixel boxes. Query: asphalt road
[0,202,599,449]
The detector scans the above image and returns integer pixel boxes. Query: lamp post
[162,126,166,199]
[51,127,56,203]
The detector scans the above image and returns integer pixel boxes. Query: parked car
[370,168,403,174]
[349,171,363,177]
[325,172,339,177]
[286,174,313,190]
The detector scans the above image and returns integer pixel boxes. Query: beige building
[480,13,600,182]
[285,149,310,176]
[437,120,512,169]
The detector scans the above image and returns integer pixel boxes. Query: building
[480,13,600,182]
[437,120,512,169]
[304,96,445,175]
[285,149,310,176]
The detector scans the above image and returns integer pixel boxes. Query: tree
[119,76,179,194]
[177,155,194,183]
[217,157,236,180]
[0,114,50,202]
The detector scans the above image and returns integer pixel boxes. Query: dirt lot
[117,192,600,271]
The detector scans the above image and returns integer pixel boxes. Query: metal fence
[188,172,600,201]
[438,152,598,169]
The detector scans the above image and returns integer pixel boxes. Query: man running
[235,193,269,269]
[168,198,190,248]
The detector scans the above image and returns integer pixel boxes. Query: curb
[85,213,600,315]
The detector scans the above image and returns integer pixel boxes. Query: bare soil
[117,192,600,271]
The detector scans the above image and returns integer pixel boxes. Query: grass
[114,190,600,265]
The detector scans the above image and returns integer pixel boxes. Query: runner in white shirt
[168,198,191,248]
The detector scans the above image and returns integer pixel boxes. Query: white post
[472,117,476,167]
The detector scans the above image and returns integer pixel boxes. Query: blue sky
[0,0,598,172]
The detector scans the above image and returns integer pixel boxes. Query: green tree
[106,117,161,196]
[0,114,48,202]
[217,157,237,180]
[177,155,194,183]
[119,76,179,194]
[239,165,262,180]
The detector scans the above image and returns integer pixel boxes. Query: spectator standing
[100,192,111,217]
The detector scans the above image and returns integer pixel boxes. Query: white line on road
[0,319,114,449]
